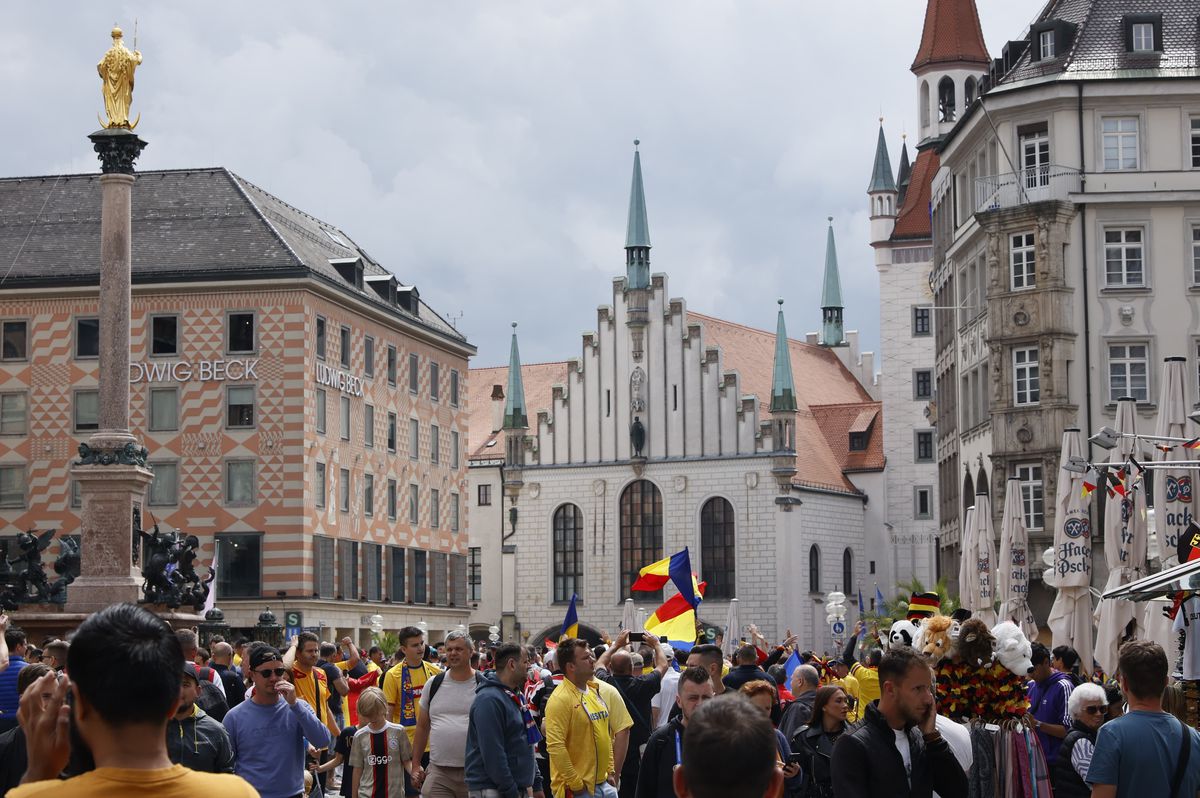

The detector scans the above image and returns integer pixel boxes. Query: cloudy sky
[6,2,1043,367]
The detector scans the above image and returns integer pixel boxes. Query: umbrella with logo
[998,477,1038,639]
[964,491,998,626]
[1154,357,1191,568]
[1093,398,1149,675]
[957,505,976,612]
[722,598,740,658]
[1048,428,1095,676]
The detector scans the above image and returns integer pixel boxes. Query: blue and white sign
[831,620,846,636]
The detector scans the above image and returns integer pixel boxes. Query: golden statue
[97,26,142,129]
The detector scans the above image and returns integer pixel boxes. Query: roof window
[323,228,350,248]
[329,258,364,290]
[1028,21,1075,63]
[1123,14,1162,53]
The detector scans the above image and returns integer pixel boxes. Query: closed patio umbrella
[1154,357,1190,568]
[998,477,1038,639]
[1047,428,1095,675]
[722,598,740,657]
[965,491,997,626]
[958,505,976,611]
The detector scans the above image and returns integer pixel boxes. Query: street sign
[831,620,846,637]
[285,611,303,628]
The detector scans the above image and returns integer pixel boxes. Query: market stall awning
[1101,557,1200,601]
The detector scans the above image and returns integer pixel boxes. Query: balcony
[974,165,1081,214]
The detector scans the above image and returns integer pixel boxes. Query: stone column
[67,128,152,613]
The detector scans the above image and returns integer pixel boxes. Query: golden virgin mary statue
[97,26,142,129]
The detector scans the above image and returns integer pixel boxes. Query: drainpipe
[1077,82,1094,460]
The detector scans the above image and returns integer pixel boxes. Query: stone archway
[532,622,604,650]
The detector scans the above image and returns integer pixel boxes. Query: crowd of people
[0,605,1191,797]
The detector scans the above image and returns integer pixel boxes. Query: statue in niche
[630,366,647,413]
[631,416,646,458]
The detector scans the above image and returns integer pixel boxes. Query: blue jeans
[572,784,618,798]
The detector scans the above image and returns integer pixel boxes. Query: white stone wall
[466,462,505,628]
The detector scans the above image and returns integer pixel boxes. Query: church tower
[819,219,845,347]
[502,323,527,501]
[624,141,651,361]
[912,0,990,143]
[868,123,898,247]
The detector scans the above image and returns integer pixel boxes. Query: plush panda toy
[888,618,921,650]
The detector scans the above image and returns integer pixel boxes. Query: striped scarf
[503,684,542,745]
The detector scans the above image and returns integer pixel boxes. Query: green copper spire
[867,121,896,193]
[820,218,845,347]
[770,299,797,413]
[625,140,651,290]
[503,322,527,429]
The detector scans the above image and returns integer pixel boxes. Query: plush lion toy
[913,614,955,662]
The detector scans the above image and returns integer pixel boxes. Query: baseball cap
[181,661,200,682]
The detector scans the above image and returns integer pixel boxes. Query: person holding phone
[595,631,668,798]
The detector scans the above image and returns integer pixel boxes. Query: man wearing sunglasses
[224,643,332,798]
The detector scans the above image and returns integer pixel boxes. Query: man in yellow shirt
[544,638,633,798]
[829,658,863,722]
[843,621,881,706]
[382,626,442,747]
[287,632,339,739]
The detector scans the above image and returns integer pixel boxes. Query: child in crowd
[348,687,412,798]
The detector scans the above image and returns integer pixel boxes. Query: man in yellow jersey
[544,638,633,798]
[286,632,339,738]
[842,621,881,706]
[828,657,863,722]
[383,626,442,796]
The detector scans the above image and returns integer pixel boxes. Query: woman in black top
[791,685,849,798]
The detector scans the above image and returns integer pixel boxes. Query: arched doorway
[531,622,605,651]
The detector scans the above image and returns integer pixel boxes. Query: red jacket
[346,668,381,726]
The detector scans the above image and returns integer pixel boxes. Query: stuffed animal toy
[913,614,955,662]
[888,618,920,650]
[954,618,995,668]
[992,621,1034,677]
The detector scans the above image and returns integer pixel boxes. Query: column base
[65,575,141,614]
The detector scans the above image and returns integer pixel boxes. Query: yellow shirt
[10,765,258,797]
[381,660,442,744]
[849,663,880,705]
[831,673,863,722]
[292,664,338,738]
[544,678,633,798]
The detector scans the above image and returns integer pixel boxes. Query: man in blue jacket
[466,643,545,798]
[1027,642,1074,765]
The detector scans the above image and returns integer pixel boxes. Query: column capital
[88,128,147,174]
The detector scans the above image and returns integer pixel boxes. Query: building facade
[930,0,1200,623]
[0,167,474,641]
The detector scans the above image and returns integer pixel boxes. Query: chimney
[491,384,505,432]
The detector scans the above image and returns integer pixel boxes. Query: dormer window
[330,257,364,290]
[1132,22,1154,51]
[1039,29,1055,59]
[1123,14,1162,53]
[1029,20,1075,63]
[849,432,868,452]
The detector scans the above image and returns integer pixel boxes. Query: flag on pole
[645,583,707,643]
[631,549,701,604]
[857,589,865,615]
[559,594,579,641]
[784,650,803,684]
[874,585,886,610]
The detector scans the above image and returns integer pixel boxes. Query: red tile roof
[911,0,990,70]
[891,149,939,240]
[811,403,886,473]
[466,361,569,459]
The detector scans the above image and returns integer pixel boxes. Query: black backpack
[425,670,485,705]
[194,666,229,722]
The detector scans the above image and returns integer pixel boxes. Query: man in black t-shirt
[597,630,668,798]
[318,643,349,729]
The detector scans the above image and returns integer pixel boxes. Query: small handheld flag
[559,594,579,641]
[857,588,865,615]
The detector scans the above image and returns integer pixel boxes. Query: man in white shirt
[650,646,679,730]
[412,631,478,797]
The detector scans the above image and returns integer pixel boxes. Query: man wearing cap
[167,662,235,774]
[828,658,862,722]
[223,643,332,798]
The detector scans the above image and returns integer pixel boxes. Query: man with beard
[166,663,235,773]
[635,666,714,798]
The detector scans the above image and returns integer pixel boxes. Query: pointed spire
[503,322,527,429]
[625,140,651,249]
[868,120,897,193]
[820,219,845,347]
[896,134,913,207]
[770,299,797,414]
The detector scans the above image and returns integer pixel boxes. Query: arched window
[938,77,957,123]
[976,467,989,497]
[964,76,977,105]
[700,497,735,600]
[620,480,663,596]
[842,548,853,595]
[552,504,583,603]
[962,473,974,517]
[920,80,931,128]
[808,545,821,593]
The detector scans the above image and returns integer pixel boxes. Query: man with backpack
[176,629,229,721]
[412,630,481,797]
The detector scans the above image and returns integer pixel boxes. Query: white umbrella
[1154,357,1190,568]
[1048,428,1095,675]
[957,505,976,611]
[1094,398,1149,675]
[966,491,998,626]
[620,598,636,632]
[722,598,740,657]
[998,477,1038,639]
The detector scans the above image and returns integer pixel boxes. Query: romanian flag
[631,548,700,606]
[645,582,706,643]
[559,594,579,641]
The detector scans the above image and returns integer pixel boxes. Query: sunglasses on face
[255,668,287,678]
[1083,705,1105,715]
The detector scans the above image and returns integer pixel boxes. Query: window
[1015,463,1045,530]
[364,543,382,601]
[387,346,397,386]
[912,306,931,336]
[387,479,397,520]
[914,369,933,401]
[620,480,663,596]
[431,489,440,528]
[1020,127,1050,189]
[1013,347,1040,406]
[1039,28,1055,59]
[1010,232,1036,290]
[364,337,375,378]
[149,388,179,431]
[478,484,492,506]
[449,492,459,531]
[808,545,820,593]
[339,396,350,441]
[1108,343,1149,402]
[430,424,440,464]
[314,536,335,598]
[468,547,482,601]
[150,315,179,356]
[849,432,868,452]
[450,370,460,407]
[1130,21,1156,52]
[450,430,460,469]
[75,318,99,359]
[1191,118,1200,169]
[1102,118,1139,171]
[1,321,27,361]
[74,390,98,432]
[430,362,440,402]
[315,389,327,434]
[914,486,933,520]
[450,553,467,606]
[1191,226,1200,285]
[915,430,934,463]
[364,473,374,517]
[842,548,853,595]
[553,504,584,603]
[227,312,255,354]
[431,551,448,606]
[315,461,326,508]
[339,468,350,513]
[410,419,420,460]
[148,461,178,505]
[411,550,428,604]
[339,326,351,369]
[0,393,26,435]
[409,484,419,524]
[1104,228,1144,287]
[226,385,255,429]
[409,353,419,394]
[387,412,397,452]
[390,547,406,602]
[315,316,327,360]
[338,539,358,599]
[216,534,261,598]
[701,497,736,600]
[364,404,375,448]
[0,465,24,508]
[225,459,256,505]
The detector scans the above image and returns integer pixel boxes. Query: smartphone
[787,752,804,765]
[628,632,645,643]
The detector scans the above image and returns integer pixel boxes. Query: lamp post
[255,606,283,649]
[198,607,230,648]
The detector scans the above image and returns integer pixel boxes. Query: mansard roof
[911,0,990,70]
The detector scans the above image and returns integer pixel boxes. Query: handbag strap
[1170,716,1191,798]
